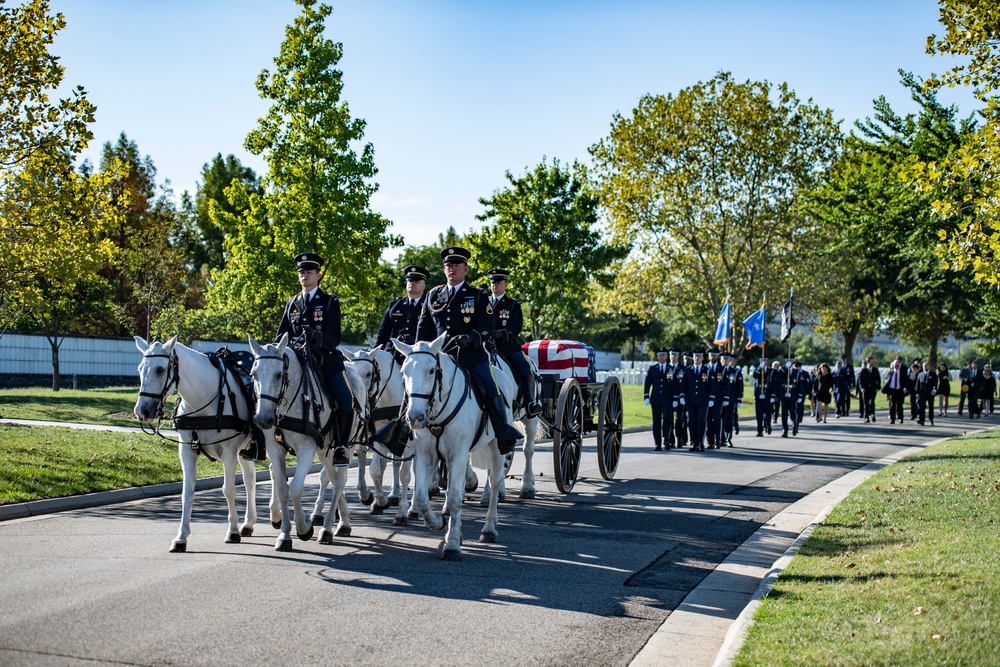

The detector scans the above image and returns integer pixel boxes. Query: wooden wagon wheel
[552,378,584,493]
[597,376,624,480]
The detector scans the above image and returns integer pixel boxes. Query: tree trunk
[45,317,62,392]
[928,337,939,370]
[841,319,861,365]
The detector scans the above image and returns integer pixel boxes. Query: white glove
[644,398,650,405]
[798,399,803,403]
[708,400,714,408]
[770,397,775,403]
[723,400,730,407]
[672,401,678,408]
[679,397,686,406]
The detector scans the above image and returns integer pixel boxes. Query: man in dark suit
[907,359,922,420]
[487,268,542,417]
[375,265,428,350]
[967,360,982,419]
[958,360,973,415]
[276,252,353,466]
[882,357,909,424]
[915,361,938,426]
[415,247,523,454]
[644,347,677,451]
[685,350,711,451]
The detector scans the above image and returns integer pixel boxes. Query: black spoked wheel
[553,378,584,493]
[597,376,624,480]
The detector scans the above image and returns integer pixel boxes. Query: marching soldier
[685,350,711,451]
[374,265,429,351]
[752,354,777,436]
[675,351,693,448]
[792,360,810,428]
[775,357,804,437]
[720,352,743,447]
[276,252,353,467]
[705,349,726,448]
[487,268,542,418]
[644,347,674,451]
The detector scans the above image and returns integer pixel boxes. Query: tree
[913,0,1000,285]
[0,0,94,174]
[467,158,628,340]
[206,0,400,340]
[588,72,841,356]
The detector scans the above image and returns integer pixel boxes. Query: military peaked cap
[295,252,323,271]
[404,265,430,281]
[441,246,471,264]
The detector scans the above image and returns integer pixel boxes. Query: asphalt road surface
[0,411,977,667]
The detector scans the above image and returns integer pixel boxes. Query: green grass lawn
[0,386,140,426]
[733,430,1000,666]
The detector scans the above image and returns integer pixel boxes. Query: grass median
[733,429,1000,666]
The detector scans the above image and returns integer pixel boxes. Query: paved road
[0,412,980,667]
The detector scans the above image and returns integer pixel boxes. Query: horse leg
[441,450,469,560]
[171,443,200,553]
[238,456,258,537]
[480,446,504,544]
[220,449,242,544]
[318,461,351,543]
[368,448,391,515]
[310,467,329,527]
[389,458,402,506]
[519,417,538,500]
[268,447,293,551]
[355,446,374,506]
[289,444,316,542]
[393,458,412,526]
[411,441,442,531]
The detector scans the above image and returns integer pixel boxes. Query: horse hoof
[318,529,334,545]
[297,527,314,542]
[335,525,352,537]
[392,516,407,527]
[388,496,400,507]
[311,515,324,527]
[359,491,374,507]
[519,488,536,500]
[428,485,440,499]
[480,531,497,543]
[407,509,419,520]
[276,538,292,552]
[479,497,490,508]
[271,520,281,530]
[465,480,479,494]
[240,525,254,537]
[225,532,241,544]
[371,501,389,516]
[169,542,186,553]
[442,548,462,561]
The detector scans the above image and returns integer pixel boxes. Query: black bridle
[252,345,333,449]
[137,351,179,417]
[406,349,470,439]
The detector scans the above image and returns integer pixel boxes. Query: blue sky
[49,1,976,261]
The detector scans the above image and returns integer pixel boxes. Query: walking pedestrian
[936,363,951,417]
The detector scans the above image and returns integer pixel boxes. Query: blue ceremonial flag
[713,298,732,346]
[742,302,767,349]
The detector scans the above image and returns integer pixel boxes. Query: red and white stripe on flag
[522,340,591,381]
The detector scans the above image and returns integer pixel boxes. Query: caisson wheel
[597,376,624,480]
[552,378,583,493]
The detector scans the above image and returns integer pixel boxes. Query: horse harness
[407,350,490,455]
[138,348,253,460]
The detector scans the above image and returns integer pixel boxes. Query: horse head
[248,333,290,430]
[134,335,179,422]
[392,332,449,432]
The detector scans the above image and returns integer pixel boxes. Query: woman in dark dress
[982,365,996,414]
[814,362,834,423]
[937,363,951,416]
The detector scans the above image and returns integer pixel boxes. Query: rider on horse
[275,252,353,467]
[374,246,523,456]
[486,268,542,418]
[374,264,429,360]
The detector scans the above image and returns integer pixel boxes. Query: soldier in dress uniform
[752,354,777,436]
[720,352,743,447]
[487,268,542,418]
[674,351,692,448]
[793,360,811,428]
[775,356,803,437]
[275,252,353,467]
[415,247,523,453]
[685,350,711,451]
[374,265,429,351]
[705,349,726,448]
[644,347,673,451]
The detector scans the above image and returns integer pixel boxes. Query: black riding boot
[372,418,409,457]
[487,396,523,455]
[332,408,353,467]
[525,374,542,418]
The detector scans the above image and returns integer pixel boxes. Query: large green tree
[589,71,841,355]
[467,158,628,340]
[206,0,399,340]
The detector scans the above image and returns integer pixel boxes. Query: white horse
[248,333,363,551]
[391,333,514,560]
[133,336,259,553]
[344,347,414,524]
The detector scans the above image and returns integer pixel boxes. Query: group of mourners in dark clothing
[646,349,999,452]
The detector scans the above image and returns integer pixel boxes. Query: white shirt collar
[302,286,319,301]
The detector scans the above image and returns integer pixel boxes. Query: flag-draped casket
[522,340,596,382]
